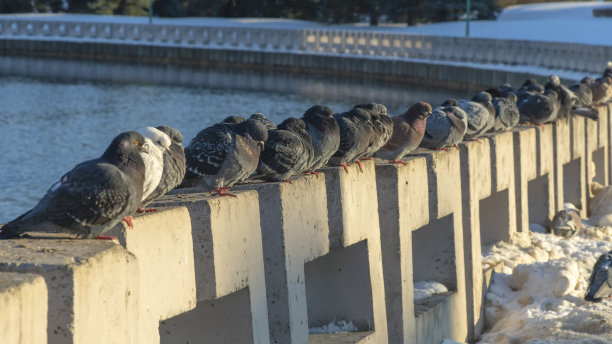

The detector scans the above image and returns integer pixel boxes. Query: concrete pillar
[553,118,572,212]
[234,175,330,344]
[0,272,47,344]
[570,116,588,216]
[107,206,197,343]
[411,148,468,343]
[317,160,389,343]
[586,107,609,213]
[375,157,429,344]
[149,191,270,344]
[0,240,139,344]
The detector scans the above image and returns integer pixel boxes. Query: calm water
[0,76,465,223]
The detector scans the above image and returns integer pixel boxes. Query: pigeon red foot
[389,160,408,165]
[355,160,364,172]
[281,179,293,184]
[136,207,157,213]
[360,157,373,161]
[96,235,119,243]
[436,147,449,151]
[304,170,321,178]
[211,187,237,198]
[122,216,134,228]
[470,138,482,144]
[339,163,350,173]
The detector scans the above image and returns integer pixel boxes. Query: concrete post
[0,272,47,344]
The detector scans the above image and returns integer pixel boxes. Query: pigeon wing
[185,124,232,176]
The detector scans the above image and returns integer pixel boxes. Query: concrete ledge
[0,239,139,344]
[0,272,47,344]
[150,191,269,344]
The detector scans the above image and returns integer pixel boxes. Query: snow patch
[414,280,449,301]
[308,320,358,334]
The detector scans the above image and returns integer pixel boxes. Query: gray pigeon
[0,132,148,239]
[302,105,340,172]
[548,207,582,238]
[459,92,494,141]
[353,103,393,160]
[249,113,277,130]
[489,93,520,132]
[420,99,468,150]
[329,108,373,173]
[591,76,612,106]
[545,75,579,120]
[374,101,432,163]
[585,250,612,302]
[256,118,314,182]
[519,89,560,127]
[486,83,515,98]
[181,119,268,196]
[222,116,246,124]
[516,79,545,106]
[139,125,186,209]
[570,77,594,107]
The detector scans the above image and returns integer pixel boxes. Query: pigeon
[0,132,148,239]
[329,108,374,173]
[249,113,277,130]
[420,99,468,150]
[139,125,186,209]
[374,101,432,164]
[585,250,612,302]
[548,205,581,238]
[353,103,393,159]
[136,127,171,210]
[516,79,545,106]
[489,93,519,132]
[486,83,515,98]
[256,117,314,182]
[519,89,560,127]
[459,92,494,141]
[591,76,612,106]
[222,116,246,124]
[181,119,268,196]
[545,75,578,120]
[302,105,340,172]
[570,77,594,107]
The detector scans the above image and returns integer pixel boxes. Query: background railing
[1,16,610,74]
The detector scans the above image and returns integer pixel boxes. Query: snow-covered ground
[479,211,612,343]
[308,320,359,334]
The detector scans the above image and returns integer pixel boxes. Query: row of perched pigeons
[0,64,611,302]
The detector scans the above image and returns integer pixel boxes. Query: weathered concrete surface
[149,190,269,344]
[318,160,388,343]
[585,107,609,213]
[309,331,375,343]
[411,148,468,343]
[0,272,47,344]
[107,206,197,344]
[375,157,429,344]
[570,116,588,216]
[0,239,139,344]
[235,175,330,344]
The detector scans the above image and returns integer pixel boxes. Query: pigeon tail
[573,106,599,121]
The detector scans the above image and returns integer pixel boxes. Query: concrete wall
[0,106,609,344]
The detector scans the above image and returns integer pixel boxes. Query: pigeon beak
[257,141,265,151]
[140,143,150,154]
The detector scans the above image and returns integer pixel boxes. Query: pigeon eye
[133,140,139,145]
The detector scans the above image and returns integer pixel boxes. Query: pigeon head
[604,62,612,77]
[350,107,372,122]
[522,79,538,87]
[507,93,518,104]
[353,103,388,117]
[303,105,334,119]
[581,76,595,86]
[155,125,183,144]
[222,116,246,124]
[278,117,307,132]
[404,101,432,121]
[140,127,171,151]
[244,119,268,150]
[547,75,561,87]
[249,113,276,130]
[471,91,493,104]
[485,87,504,98]
[102,131,148,166]
[442,98,458,107]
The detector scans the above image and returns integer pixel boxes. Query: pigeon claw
[355,160,364,172]
[96,235,119,243]
[389,160,408,165]
[304,170,321,178]
[339,163,350,173]
[281,179,293,184]
[360,157,373,161]
[436,147,449,151]
[122,216,134,229]
[470,138,482,144]
[453,144,460,150]
[212,187,237,198]
[136,207,157,213]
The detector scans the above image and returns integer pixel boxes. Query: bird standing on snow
[181,119,268,196]
[585,250,612,302]
[374,101,432,164]
[548,204,582,239]
[256,118,314,182]
[136,127,171,212]
[0,132,149,239]
[302,105,340,172]
[139,125,186,209]
[329,108,374,173]
[420,99,468,150]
